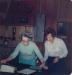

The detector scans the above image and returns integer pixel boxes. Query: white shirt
[44,37,68,62]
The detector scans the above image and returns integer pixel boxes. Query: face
[46,33,54,42]
[22,36,29,44]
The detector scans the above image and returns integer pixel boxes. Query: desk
[0,63,69,75]
[0,63,48,75]
[0,70,48,75]
[0,70,49,75]
[0,72,47,75]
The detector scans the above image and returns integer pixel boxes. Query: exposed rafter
[0,0,11,19]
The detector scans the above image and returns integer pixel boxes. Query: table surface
[0,70,48,75]
[0,63,48,75]
[0,62,69,75]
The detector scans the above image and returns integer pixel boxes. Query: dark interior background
[0,0,72,73]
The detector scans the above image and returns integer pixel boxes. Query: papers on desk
[30,66,42,71]
[17,68,36,75]
[0,65,16,73]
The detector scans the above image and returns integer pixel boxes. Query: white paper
[0,65,16,73]
[17,68,36,75]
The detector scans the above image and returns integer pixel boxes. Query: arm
[44,42,49,62]
[33,43,44,63]
[33,43,48,70]
[9,44,20,60]
[1,44,20,63]
[59,40,68,58]
[53,40,68,63]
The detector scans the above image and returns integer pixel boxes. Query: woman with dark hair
[43,28,68,73]
[1,33,44,67]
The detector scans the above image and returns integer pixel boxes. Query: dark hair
[20,32,31,41]
[45,28,56,38]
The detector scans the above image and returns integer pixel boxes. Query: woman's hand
[1,59,8,64]
[39,62,45,68]
[53,57,59,63]
[39,64,48,70]
[1,57,11,64]
[39,61,48,70]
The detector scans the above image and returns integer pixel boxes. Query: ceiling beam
[0,12,6,18]
[0,0,12,19]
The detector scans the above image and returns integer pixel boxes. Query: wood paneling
[57,0,72,22]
